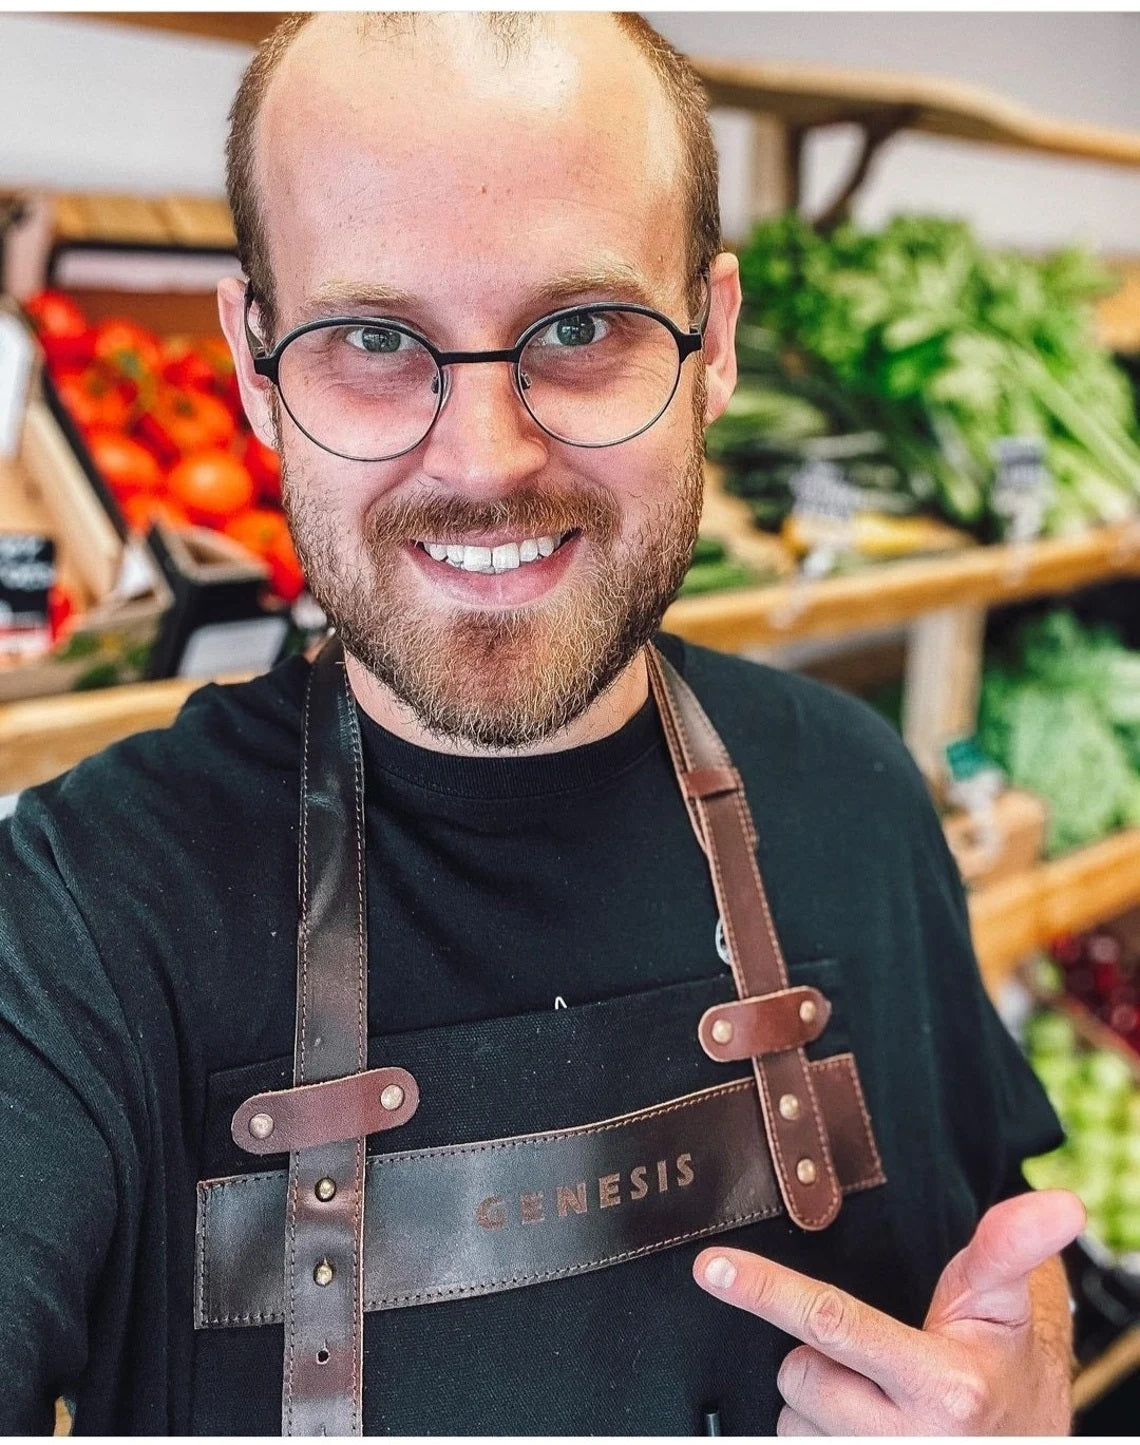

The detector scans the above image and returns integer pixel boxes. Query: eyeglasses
[243,277,709,462]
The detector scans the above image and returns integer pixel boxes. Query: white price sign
[0,309,34,461]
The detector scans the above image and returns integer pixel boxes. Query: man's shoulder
[7,654,310,853]
[663,633,925,799]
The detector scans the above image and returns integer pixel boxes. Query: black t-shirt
[0,634,1061,1434]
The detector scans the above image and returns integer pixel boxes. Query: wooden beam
[69,12,288,49]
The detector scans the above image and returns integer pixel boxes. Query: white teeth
[462,545,494,573]
[418,532,570,574]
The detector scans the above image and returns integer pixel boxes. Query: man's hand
[693,1189,1085,1435]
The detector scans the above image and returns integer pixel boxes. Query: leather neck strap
[645,647,841,1231]
[279,636,842,1432]
[282,637,369,1435]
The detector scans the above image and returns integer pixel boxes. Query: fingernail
[704,1255,736,1290]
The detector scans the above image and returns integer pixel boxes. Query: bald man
[0,12,1079,1435]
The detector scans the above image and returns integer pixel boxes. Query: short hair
[224,11,721,338]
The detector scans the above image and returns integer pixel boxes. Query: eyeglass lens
[274,309,685,460]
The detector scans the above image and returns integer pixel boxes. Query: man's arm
[693,1189,1085,1435]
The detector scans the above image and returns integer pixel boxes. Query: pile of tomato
[23,289,304,603]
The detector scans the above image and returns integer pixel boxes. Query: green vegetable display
[718,214,1140,537]
[978,611,1140,854]
[1022,1007,1140,1258]
[676,536,756,597]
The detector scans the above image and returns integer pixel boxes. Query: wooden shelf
[664,515,1140,652]
[1074,1324,1140,1413]
[970,829,1140,996]
[694,58,1140,171]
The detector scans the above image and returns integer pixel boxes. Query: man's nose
[419,358,549,492]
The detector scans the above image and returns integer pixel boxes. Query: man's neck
[342,649,650,758]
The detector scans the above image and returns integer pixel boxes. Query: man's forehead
[256,12,685,250]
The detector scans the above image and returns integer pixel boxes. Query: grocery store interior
[2,8,1140,1433]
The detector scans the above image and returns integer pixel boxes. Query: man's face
[221,14,739,748]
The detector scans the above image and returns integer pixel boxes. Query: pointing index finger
[694,1247,934,1403]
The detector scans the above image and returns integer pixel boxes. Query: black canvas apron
[190,637,885,1434]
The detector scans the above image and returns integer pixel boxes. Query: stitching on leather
[817,1052,886,1187]
[368,1079,756,1164]
[647,649,708,857]
[195,1182,209,1327]
[346,659,367,1435]
[365,1206,785,1309]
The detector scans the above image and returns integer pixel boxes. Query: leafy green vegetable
[978,611,1140,854]
[731,214,1140,538]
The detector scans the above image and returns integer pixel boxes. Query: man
[0,11,1081,1435]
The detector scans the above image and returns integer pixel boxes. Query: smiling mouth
[413,530,577,575]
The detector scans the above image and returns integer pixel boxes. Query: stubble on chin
[280,382,707,750]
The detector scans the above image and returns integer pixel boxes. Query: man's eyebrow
[293,265,663,327]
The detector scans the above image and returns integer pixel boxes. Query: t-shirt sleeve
[915,798,1065,1211]
[0,798,146,1432]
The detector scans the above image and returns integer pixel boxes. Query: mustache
[363,485,621,546]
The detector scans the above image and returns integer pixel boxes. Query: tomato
[168,449,255,528]
[137,386,237,463]
[85,428,165,498]
[23,290,88,338]
[53,366,133,433]
[93,318,164,381]
[266,527,305,602]
[242,432,282,503]
[223,506,290,557]
[120,493,192,535]
[195,336,236,379]
[160,337,221,394]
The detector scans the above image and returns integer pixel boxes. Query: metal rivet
[313,1259,335,1287]
[315,1177,336,1202]
[248,1112,274,1140]
[799,999,817,1025]
[710,1018,734,1045]
[778,1093,801,1121]
[796,1157,817,1186]
[380,1084,405,1112]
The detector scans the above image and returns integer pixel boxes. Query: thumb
[925,1189,1085,1332]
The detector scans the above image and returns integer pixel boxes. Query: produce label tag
[992,437,1051,543]
[0,532,55,640]
[0,310,35,460]
[790,460,859,523]
[943,735,1001,786]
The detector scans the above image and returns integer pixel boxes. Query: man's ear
[216,275,278,449]
[700,251,742,429]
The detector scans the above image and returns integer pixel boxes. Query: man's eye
[537,311,610,348]
[345,325,405,354]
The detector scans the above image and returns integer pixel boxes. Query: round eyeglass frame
[243,275,710,463]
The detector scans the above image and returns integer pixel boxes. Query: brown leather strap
[697,987,829,1063]
[232,1067,420,1156]
[195,1054,883,1331]
[281,635,369,1435]
[646,647,842,1230]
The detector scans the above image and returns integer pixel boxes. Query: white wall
[0,11,1138,253]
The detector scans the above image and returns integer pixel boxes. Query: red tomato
[160,337,221,394]
[266,527,305,602]
[242,432,282,503]
[85,428,165,498]
[120,493,192,535]
[223,506,290,558]
[93,318,164,381]
[137,386,237,463]
[168,449,255,528]
[23,290,88,338]
[54,367,133,432]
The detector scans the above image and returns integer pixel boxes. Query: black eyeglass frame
[243,273,711,462]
